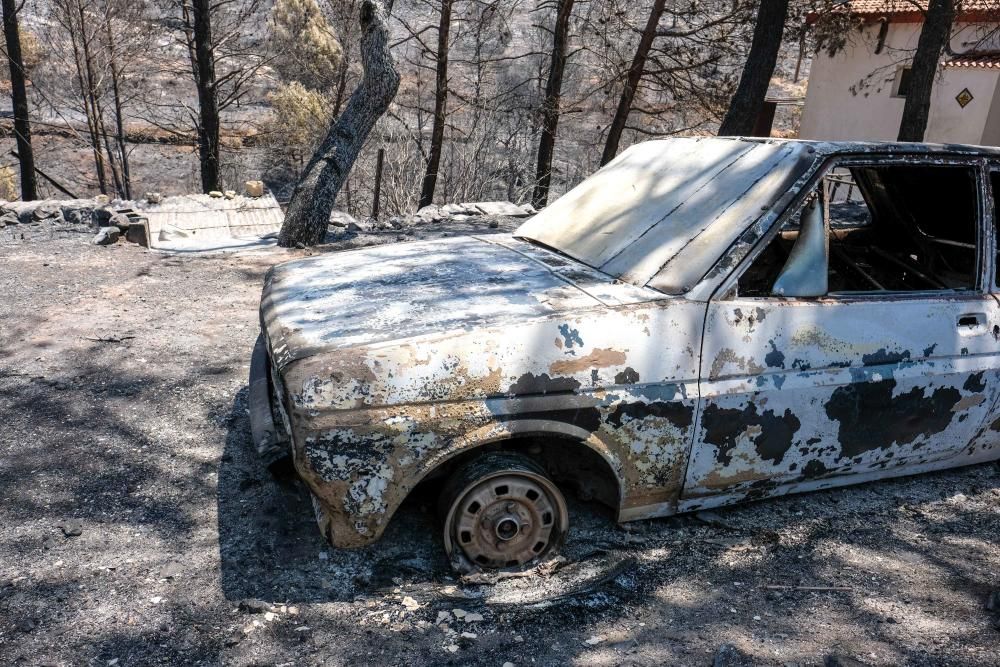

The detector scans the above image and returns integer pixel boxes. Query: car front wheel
[440,452,568,571]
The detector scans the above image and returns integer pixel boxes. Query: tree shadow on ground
[214,378,1000,665]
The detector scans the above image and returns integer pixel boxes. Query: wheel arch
[370,418,628,543]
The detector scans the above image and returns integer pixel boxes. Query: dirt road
[1,229,998,666]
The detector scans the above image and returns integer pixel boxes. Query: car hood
[260,234,661,369]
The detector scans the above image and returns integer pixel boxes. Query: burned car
[252,137,1000,570]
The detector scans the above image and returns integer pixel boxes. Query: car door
[679,156,1000,509]
[962,164,1000,464]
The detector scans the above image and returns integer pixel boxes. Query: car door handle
[958,313,985,329]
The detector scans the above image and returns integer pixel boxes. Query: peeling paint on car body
[254,137,1000,550]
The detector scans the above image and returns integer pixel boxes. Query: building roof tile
[844,0,1000,17]
[944,52,1000,67]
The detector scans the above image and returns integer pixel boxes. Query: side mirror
[771,192,829,297]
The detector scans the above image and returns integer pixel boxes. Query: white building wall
[800,21,1000,145]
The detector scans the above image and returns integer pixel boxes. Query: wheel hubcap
[448,473,564,569]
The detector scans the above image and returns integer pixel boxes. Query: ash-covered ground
[1,223,998,666]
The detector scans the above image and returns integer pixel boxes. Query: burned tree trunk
[61,2,108,195]
[418,0,453,210]
[897,0,956,142]
[717,0,789,136]
[278,0,400,247]
[600,0,666,166]
[1,0,37,200]
[532,0,575,210]
[104,17,132,200]
[192,0,221,193]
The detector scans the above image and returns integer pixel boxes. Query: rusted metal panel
[683,296,1000,505]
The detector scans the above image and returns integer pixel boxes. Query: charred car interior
[739,163,981,297]
[253,137,1000,572]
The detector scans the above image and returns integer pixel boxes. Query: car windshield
[514,137,816,294]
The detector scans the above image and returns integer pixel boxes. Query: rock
[503,663,515,667]
[460,631,477,639]
[713,643,754,667]
[388,216,404,229]
[345,222,361,233]
[239,598,271,614]
[401,596,420,610]
[208,190,224,198]
[224,190,237,199]
[109,213,131,231]
[18,617,36,633]
[445,644,459,653]
[415,204,443,222]
[93,227,120,246]
[824,656,870,667]
[469,201,530,217]
[60,205,91,225]
[442,203,474,216]
[95,194,110,206]
[59,520,83,537]
[329,210,358,228]
[33,203,61,220]
[92,207,114,226]
[452,608,467,619]
[488,220,500,229]
[224,629,243,646]
[583,636,603,646]
[463,612,484,622]
[145,192,163,204]
[986,590,1000,611]
[436,611,452,624]
[245,180,265,197]
[0,213,16,227]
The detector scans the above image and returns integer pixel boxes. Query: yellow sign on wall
[957,88,974,108]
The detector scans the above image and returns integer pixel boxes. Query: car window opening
[739,164,979,297]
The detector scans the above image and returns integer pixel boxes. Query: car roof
[515,136,1000,295]
[744,136,1000,158]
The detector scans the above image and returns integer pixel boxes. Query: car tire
[439,452,569,571]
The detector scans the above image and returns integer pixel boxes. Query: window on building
[737,164,980,296]
[893,66,913,98]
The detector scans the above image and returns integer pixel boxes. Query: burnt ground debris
[1,229,999,666]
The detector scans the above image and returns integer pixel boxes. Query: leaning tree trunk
[898,0,956,142]
[600,0,666,166]
[2,0,37,200]
[192,0,221,193]
[278,0,400,247]
[418,0,453,210]
[532,0,575,210]
[718,0,790,136]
